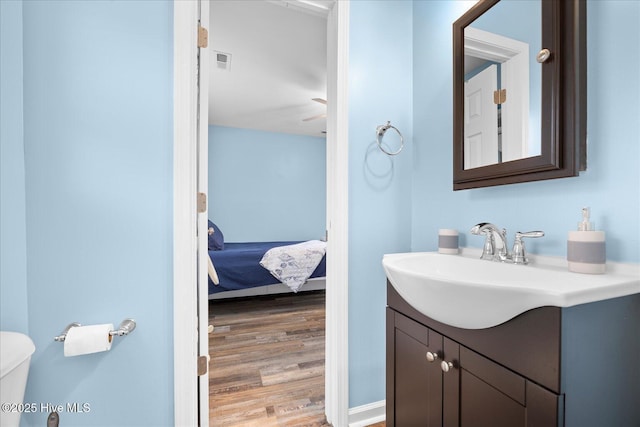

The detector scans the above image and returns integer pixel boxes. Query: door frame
[172,1,350,425]
[196,0,211,424]
[173,1,200,426]
[325,1,350,426]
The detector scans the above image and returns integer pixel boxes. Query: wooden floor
[208,290,386,427]
[209,291,329,426]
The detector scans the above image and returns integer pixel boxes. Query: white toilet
[0,331,35,427]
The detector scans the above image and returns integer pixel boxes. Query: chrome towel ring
[376,121,404,156]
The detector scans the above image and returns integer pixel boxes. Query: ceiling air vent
[213,51,232,71]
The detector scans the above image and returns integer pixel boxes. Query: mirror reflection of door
[464,27,531,169]
[464,64,499,169]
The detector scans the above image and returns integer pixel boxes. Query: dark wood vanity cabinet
[387,282,640,427]
[387,308,560,427]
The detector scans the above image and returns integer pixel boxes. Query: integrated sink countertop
[382,248,640,329]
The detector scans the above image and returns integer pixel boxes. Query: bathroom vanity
[386,283,640,426]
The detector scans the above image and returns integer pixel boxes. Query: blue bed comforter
[208,241,327,294]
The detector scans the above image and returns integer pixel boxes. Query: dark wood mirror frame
[453,0,586,190]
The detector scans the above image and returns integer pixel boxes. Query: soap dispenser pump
[567,207,606,274]
[578,206,593,231]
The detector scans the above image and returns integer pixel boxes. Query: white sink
[382,248,640,329]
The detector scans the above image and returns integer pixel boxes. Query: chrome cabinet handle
[441,360,455,373]
[426,351,438,362]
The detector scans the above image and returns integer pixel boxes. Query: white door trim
[325,1,349,425]
[173,1,350,425]
[197,1,211,425]
[173,1,199,426]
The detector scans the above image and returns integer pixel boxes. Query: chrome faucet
[470,223,544,264]
[470,223,509,261]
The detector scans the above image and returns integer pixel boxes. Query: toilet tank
[0,331,36,427]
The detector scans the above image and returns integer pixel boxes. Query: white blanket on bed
[259,240,327,292]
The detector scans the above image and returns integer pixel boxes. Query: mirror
[453,0,587,190]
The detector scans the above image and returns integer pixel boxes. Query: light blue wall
[208,125,326,242]
[345,0,640,410]
[411,0,640,264]
[4,0,638,422]
[348,0,413,408]
[0,0,29,334]
[19,1,174,425]
[0,1,29,333]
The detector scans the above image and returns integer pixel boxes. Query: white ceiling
[208,1,330,137]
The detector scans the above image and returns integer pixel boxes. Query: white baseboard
[348,400,386,427]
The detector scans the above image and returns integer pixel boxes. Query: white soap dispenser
[567,207,606,274]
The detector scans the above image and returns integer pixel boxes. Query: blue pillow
[208,220,224,251]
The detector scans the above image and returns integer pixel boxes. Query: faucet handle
[512,231,545,264]
[515,231,545,239]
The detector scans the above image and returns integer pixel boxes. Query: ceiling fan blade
[302,113,327,122]
[312,98,327,105]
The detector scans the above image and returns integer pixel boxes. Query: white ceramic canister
[438,229,459,254]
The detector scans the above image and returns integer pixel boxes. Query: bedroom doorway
[202,1,349,426]
[173,0,348,424]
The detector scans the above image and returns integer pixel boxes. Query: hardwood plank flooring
[209,290,387,427]
[209,291,330,426]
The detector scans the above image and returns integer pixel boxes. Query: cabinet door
[460,369,525,426]
[388,310,443,427]
[458,346,561,427]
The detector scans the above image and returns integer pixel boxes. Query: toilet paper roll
[63,324,113,357]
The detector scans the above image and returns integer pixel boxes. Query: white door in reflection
[464,64,498,169]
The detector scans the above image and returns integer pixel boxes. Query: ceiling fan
[302,97,327,122]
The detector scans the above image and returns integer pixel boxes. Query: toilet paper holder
[54,319,136,342]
